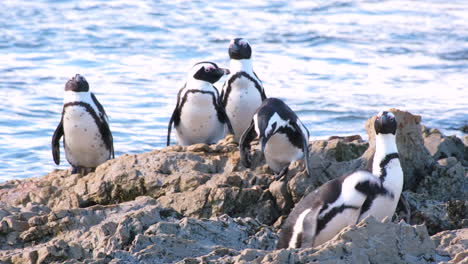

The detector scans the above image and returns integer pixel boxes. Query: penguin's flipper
[292,122,311,178]
[91,93,108,121]
[217,104,234,135]
[167,108,178,146]
[239,120,257,168]
[100,119,114,159]
[219,85,226,107]
[253,71,267,100]
[52,119,64,165]
[167,86,184,146]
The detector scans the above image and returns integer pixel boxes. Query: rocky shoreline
[1,109,467,264]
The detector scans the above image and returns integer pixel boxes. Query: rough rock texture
[432,229,468,264]
[183,217,437,264]
[1,109,467,263]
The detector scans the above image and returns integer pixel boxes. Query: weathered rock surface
[1,109,467,263]
[183,217,438,264]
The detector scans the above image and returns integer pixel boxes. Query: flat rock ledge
[1,109,467,264]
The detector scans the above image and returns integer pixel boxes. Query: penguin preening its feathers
[221,38,267,142]
[167,61,234,146]
[239,98,311,180]
[52,74,114,174]
[277,110,403,249]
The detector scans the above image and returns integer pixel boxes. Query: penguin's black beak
[219,68,230,75]
[214,68,230,80]
[260,133,272,153]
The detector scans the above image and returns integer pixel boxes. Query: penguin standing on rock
[239,98,311,180]
[276,111,402,249]
[52,74,114,175]
[358,111,403,222]
[167,61,234,146]
[220,38,267,142]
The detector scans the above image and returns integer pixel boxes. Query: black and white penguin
[239,98,310,179]
[276,111,401,249]
[167,61,234,146]
[52,74,114,174]
[220,38,267,142]
[358,110,403,222]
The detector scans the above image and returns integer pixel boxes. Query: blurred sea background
[1,0,467,182]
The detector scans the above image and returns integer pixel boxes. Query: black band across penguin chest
[275,125,304,149]
[222,71,265,107]
[63,102,112,152]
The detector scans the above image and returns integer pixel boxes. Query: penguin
[239,98,311,179]
[167,61,234,146]
[220,38,267,142]
[52,74,114,174]
[357,110,403,222]
[276,111,401,249]
[277,171,389,248]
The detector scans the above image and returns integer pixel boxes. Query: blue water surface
[1,0,467,181]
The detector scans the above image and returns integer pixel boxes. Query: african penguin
[220,38,267,142]
[52,74,114,174]
[277,170,388,248]
[167,61,234,146]
[357,110,403,222]
[239,98,310,179]
[276,111,401,249]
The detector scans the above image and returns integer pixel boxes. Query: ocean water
[0,0,467,182]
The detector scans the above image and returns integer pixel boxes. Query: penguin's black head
[374,111,397,135]
[192,61,230,84]
[228,38,252,60]
[65,74,89,92]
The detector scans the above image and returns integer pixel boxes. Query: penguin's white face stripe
[377,110,395,119]
[187,63,216,80]
[238,38,250,47]
[264,113,290,137]
[288,208,311,249]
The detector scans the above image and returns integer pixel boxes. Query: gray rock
[431,228,468,264]
[0,109,466,264]
[184,217,437,264]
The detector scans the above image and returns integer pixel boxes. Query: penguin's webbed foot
[275,167,289,181]
[71,166,78,174]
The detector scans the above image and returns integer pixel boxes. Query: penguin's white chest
[62,105,109,168]
[225,75,263,140]
[176,93,225,145]
[264,133,303,173]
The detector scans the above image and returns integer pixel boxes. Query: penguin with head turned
[52,74,114,175]
[276,111,403,249]
[167,61,234,146]
[239,98,311,180]
[220,38,267,142]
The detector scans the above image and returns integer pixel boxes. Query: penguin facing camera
[52,74,114,175]
[220,38,267,142]
[167,61,234,146]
